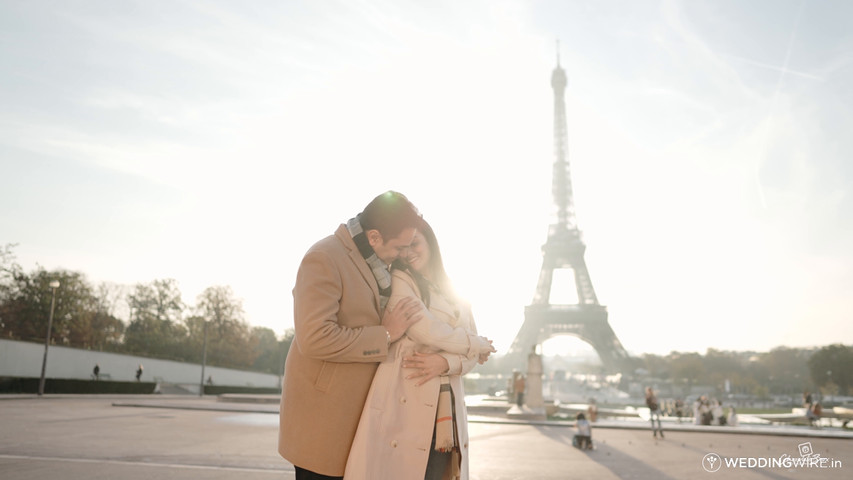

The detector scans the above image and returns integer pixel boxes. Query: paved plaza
[1,395,851,479]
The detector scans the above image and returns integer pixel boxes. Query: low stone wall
[0,339,280,388]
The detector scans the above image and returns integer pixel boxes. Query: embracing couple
[278,191,495,480]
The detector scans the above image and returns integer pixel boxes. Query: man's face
[368,227,417,265]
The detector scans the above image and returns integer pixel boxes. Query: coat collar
[335,224,381,312]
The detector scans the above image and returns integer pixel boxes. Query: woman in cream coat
[345,220,493,480]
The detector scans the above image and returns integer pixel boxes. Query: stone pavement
[1,395,851,479]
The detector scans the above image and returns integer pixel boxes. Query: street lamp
[199,319,208,397]
[38,280,60,396]
[827,370,833,404]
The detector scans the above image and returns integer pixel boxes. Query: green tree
[87,282,126,351]
[640,353,669,379]
[756,347,813,395]
[251,327,294,375]
[124,279,187,359]
[0,243,18,283]
[0,244,23,336]
[703,349,746,395]
[250,326,281,373]
[752,384,770,401]
[193,286,256,368]
[0,267,101,346]
[669,352,706,388]
[808,344,853,396]
[0,266,54,342]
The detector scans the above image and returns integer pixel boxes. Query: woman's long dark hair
[391,218,455,308]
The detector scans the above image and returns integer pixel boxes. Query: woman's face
[406,231,431,274]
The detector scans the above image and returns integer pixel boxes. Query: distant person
[278,191,426,480]
[206,375,213,385]
[573,412,593,450]
[803,391,817,425]
[345,218,494,480]
[693,397,702,425]
[727,405,738,426]
[93,364,100,381]
[514,372,526,407]
[696,396,712,425]
[587,398,598,423]
[803,391,813,409]
[712,399,725,426]
[135,364,143,382]
[809,402,823,427]
[674,398,684,423]
[645,386,664,439]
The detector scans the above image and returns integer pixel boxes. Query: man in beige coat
[279,191,424,480]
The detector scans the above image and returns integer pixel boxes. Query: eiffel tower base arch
[505,304,633,374]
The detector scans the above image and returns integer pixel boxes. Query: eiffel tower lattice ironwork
[506,57,631,373]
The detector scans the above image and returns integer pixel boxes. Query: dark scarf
[346,214,392,311]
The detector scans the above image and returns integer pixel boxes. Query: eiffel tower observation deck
[505,55,632,373]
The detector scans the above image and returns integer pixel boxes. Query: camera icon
[798,442,814,457]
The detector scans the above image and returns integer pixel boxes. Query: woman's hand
[403,352,450,386]
[470,336,496,363]
[478,350,492,365]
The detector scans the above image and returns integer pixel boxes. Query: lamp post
[827,370,832,405]
[38,280,60,396]
[199,320,208,397]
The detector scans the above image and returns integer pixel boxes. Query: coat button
[391,440,398,448]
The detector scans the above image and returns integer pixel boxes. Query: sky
[1,0,851,358]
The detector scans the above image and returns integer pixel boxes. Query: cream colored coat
[278,225,393,477]
[344,270,483,480]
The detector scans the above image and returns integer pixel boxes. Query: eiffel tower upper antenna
[550,42,574,231]
[556,38,560,66]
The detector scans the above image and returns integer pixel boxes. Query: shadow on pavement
[533,425,679,480]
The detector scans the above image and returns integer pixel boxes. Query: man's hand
[403,352,449,386]
[382,297,422,343]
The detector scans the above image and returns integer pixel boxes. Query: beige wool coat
[278,224,393,477]
[344,269,483,480]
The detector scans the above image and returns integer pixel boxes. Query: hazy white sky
[2,0,851,357]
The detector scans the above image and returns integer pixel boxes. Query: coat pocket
[314,361,336,392]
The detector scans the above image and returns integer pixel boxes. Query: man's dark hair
[359,191,421,239]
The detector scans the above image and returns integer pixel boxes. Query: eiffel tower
[506,55,632,373]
